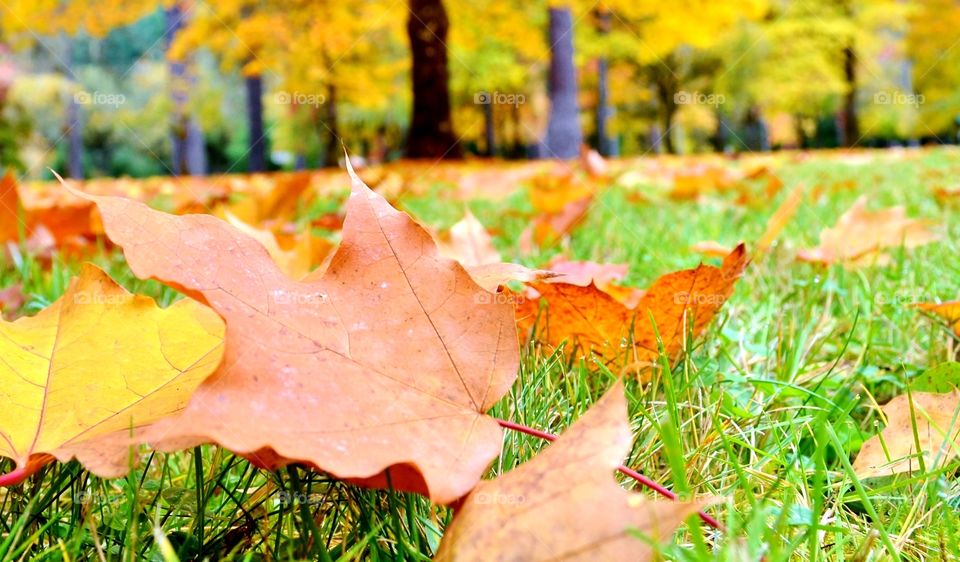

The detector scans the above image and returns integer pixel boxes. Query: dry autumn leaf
[0,264,224,485]
[434,380,708,561]
[63,164,519,505]
[518,245,748,368]
[797,196,939,266]
[853,391,960,478]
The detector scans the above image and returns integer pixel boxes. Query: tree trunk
[655,80,678,154]
[245,74,266,172]
[65,40,83,179]
[406,0,460,159]
[165,2,207,176]
[594,10,613,156]
[543,6,582,160]
[483,101,495,156]
[841,44,858,147]
[322,85,340,167]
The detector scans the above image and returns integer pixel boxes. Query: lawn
[3,147,960,561]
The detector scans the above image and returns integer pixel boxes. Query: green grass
[4,147,960,560]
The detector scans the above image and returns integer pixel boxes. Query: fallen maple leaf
[518,245,748,368]
[853,391,960,478]
[434,380,708,561]
[63,163,519,504]
[0,264,224,485]
[797,196,939,266]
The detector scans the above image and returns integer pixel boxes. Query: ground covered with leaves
[2,147,960,561]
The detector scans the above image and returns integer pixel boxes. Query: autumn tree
[579,0,765,153]
[447,0,544,158]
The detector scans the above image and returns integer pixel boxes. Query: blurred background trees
[0,0,956,178]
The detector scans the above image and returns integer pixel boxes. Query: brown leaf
[853,391,960,478]
[434,380,708,561]
[518,245,749,367]
[64,164,519,505]
[797,196,939,266]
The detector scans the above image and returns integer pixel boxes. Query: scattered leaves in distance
[797,196,939,266]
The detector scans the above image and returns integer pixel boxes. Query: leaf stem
[0,455,55,487]
[495,418,724,532]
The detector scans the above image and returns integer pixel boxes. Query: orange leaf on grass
[0,264,224,485]
[517,245,749,368]
[434,380,709,561]
[64,164,520,504]
[797,196,939,266]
